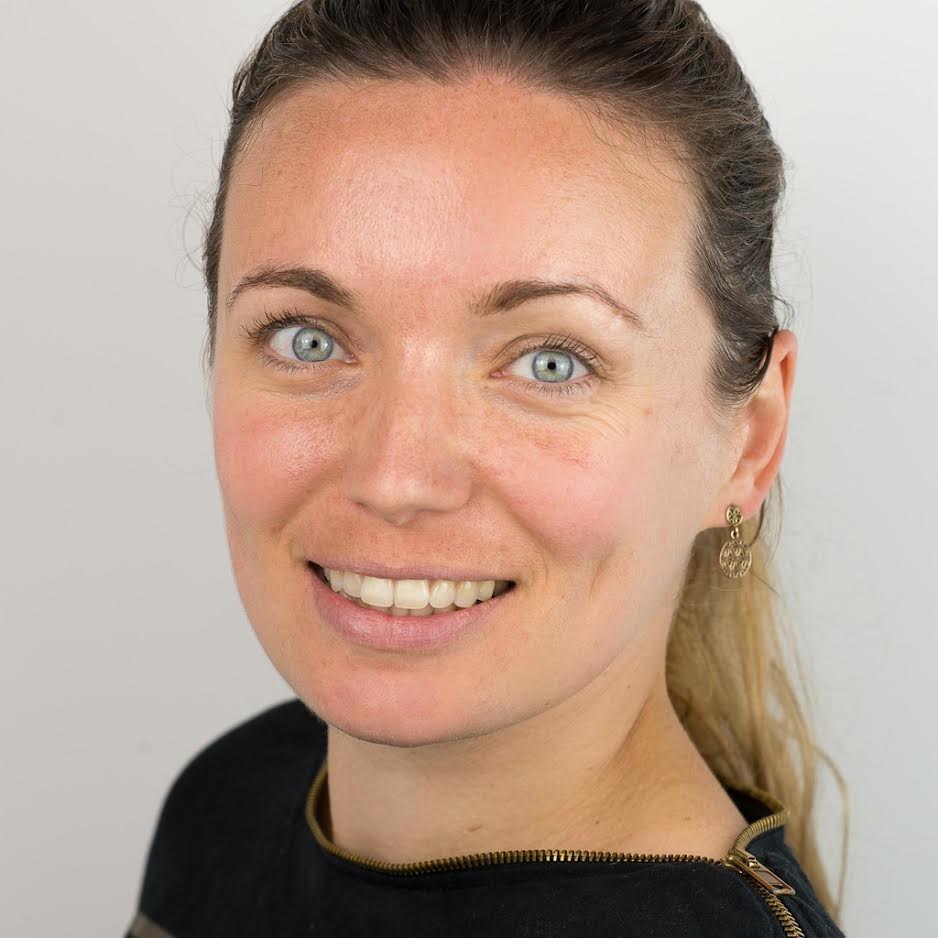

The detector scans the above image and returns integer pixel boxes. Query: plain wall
[1,1,935,934]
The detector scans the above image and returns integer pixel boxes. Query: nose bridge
[341,356,473,523]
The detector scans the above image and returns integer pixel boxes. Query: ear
[708,328,799,527]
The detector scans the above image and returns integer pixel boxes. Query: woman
[128,1,847,935]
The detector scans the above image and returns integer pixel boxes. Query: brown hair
[200,0,847,921]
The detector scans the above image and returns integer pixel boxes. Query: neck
[321,645,735,862]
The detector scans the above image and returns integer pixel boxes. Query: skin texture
[210,74,798,862]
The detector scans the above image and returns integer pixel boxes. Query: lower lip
[307,563,516,652]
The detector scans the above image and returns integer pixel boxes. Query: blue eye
[281,325,341,364]
[241,310,347,370]
[240,309,601,398]
[501,336,599,398]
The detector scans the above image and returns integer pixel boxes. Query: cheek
[487,421,664,575]
[480,404,707,651]
[212,391,334,525]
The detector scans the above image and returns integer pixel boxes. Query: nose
[338,371,474,526]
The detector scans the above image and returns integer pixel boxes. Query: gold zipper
[305,761,804,935]
[722,783,804,937]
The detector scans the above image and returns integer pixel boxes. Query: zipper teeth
[304,759,785,876]
[751,881,806,937]
[726,781,790,854]
[304,759,805,934]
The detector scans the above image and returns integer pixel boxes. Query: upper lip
[310,558,515,584]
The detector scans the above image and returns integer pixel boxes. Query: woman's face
[212,77,742,745]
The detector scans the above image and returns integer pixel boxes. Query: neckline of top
[301,754,789,877]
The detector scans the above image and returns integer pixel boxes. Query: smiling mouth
[309,562,516,615]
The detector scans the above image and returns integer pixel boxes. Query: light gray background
[2,1,935,935]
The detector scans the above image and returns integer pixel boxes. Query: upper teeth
[322,567,510,609]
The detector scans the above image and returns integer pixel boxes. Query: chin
[281,658,489,749]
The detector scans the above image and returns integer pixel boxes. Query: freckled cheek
[212,398,337,525]
[498,434,648,569]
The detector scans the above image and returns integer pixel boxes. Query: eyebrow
[224,263,649,333]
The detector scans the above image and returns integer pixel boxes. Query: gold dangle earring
[719,504,752,579]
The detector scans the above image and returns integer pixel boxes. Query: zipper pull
[726,847,796,896]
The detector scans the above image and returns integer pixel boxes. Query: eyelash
[239,307,603,399]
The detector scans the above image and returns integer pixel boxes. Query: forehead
[219,77,697,323]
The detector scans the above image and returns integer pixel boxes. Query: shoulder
[744,830,846,938]
[165,696,324,786]
[133,698,325,915]
[149,697,324,826]
[486,852,838,938]
[604,844,844,938]
[723,785,845,938]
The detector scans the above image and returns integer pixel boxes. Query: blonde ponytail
[667,476,849,924]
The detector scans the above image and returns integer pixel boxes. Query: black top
[126,698,845,937]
